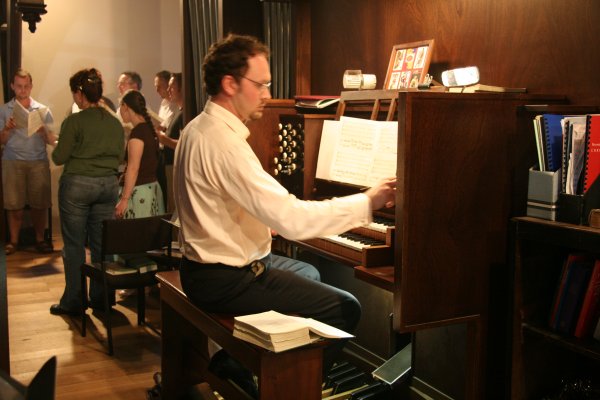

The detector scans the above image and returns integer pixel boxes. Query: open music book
[316,116,398,188]
[147,108,163,128]
[233,310,353,353]
[12,100,49,136]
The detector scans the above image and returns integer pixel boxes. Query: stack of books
[548,254,600,340]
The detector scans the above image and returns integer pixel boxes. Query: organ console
[249,90,567,399]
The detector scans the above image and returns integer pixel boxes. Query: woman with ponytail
[116,89,164,219]
[50,68,125,315]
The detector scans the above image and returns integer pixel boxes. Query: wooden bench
[156,270,325,400]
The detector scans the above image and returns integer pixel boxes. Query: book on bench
[98,254,158,275]
[233,310,353,353]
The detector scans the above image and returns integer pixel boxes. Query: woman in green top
[49,68,125,316]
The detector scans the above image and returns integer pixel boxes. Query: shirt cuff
[338,192,372,226]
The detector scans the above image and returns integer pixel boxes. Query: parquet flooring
[6,217,162,399]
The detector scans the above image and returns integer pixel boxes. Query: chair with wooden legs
[79,214,173,355]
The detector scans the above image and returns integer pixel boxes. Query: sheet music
[316,116,398,187]
[368,122,397,183]
[147,107,163,130]
[315,120,338,181]
[12,100,48,136]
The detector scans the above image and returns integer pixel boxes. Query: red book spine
[574,260,600,338]
[549,254,587,328]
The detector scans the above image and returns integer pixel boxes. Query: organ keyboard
[289,212,395,268]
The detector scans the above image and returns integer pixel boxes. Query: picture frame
[383,39,435,90]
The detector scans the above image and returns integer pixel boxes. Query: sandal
[35,241,54,254]
[5,243,17,255]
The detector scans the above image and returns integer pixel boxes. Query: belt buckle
[249,260,265,277]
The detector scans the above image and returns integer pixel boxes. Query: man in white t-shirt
[154,70,177,131]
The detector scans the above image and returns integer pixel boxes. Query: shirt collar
[204,99,251,140]
[8,97,41,111]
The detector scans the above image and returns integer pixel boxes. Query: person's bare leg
[7,209,24,245]
[31,208,48,243]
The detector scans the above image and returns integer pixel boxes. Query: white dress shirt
[173,100,371,267]
[158,98,177,129]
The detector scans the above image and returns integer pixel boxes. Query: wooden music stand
[334,89,399,121]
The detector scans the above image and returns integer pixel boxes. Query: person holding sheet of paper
[154,70,177,132]
[156,72,184,212]
[0,69,56,255]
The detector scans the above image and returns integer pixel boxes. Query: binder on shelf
[541,114,564,172]
[533,116,546,172]
[561,115,587,195]
[527,166,561,220]
[561,120,570,191]
[583,115,600,193]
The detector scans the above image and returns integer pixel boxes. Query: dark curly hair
[202,34,270,96]
[69,68,103,103]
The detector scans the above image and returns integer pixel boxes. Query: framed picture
[383,39,434,90]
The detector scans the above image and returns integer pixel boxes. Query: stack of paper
[233,310,353,353]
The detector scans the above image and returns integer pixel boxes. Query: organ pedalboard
[322,361,393,399]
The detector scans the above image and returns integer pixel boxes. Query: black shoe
[50,304,80,316]
[208,350,258,399]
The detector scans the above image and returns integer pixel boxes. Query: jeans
[180,253,361,375]
[58,174,119,310]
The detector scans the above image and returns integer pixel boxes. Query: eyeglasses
[241,76,272,91]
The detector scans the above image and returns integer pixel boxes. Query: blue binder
[542,114,564,172]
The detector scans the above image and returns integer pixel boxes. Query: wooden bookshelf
[511,216,600,399]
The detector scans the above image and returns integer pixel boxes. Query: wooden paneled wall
[308,0,600,105]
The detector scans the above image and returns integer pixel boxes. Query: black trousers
[180,253,362,375]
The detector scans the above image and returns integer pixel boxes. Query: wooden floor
[6,218,162,399]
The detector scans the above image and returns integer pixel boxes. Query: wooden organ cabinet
[246,90,565,399]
